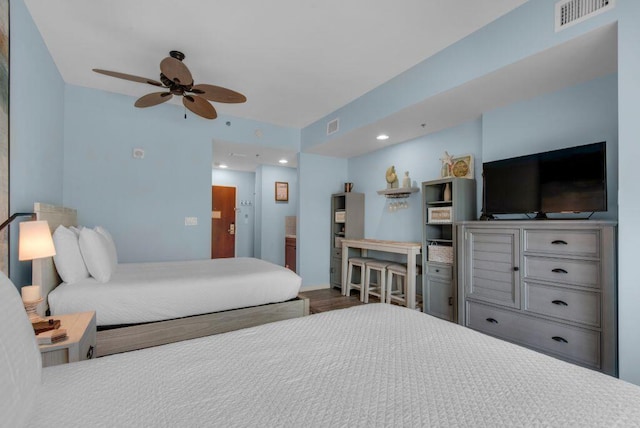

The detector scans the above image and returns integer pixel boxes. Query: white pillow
[79,228,114,283]
[52,225,90,284]
[0,273,41,427]
[95,226,117,270]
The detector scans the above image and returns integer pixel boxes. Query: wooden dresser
[457,221,617,376]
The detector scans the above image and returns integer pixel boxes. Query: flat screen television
[482,141,607,218]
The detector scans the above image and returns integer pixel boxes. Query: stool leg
[379,268,386,303]
[345,263,352,296]
[386,270,393,304]
[362,266,369,303]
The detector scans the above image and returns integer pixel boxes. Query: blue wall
[482,73,618,220]
[297,153,347,288]
[616,0,640,386]
[349,120,482,243]
[9,0,64,287]
[63,85,213,262]
[212,169,256,258]
[255,165,297,266]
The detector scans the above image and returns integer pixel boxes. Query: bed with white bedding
[49,257,301,326]
[33,202,307,357]
[2,275,640,428]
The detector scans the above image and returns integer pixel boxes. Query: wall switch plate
[185,217,198,226]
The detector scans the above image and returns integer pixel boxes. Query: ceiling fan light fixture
[279,159,288,164]
[93,51,246,120]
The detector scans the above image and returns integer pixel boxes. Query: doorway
[211,185,236,258]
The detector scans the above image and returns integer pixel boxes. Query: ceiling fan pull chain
[184,105,187,119]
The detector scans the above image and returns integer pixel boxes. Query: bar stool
[345,257,372,298]
[386,263,422,307]
[363,259,392,303]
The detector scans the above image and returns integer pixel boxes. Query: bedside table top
[38,311,96,352]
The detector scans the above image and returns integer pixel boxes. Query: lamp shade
[18,220,56,261]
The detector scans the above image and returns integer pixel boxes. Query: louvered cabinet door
[463,228,521,309]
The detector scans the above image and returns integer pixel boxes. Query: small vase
[402,171,411,188]
[443,182,452,202]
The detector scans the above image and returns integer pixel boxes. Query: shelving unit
[330,192,365,289]
[421,177,475,322]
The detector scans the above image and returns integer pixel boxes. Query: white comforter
[30,304,640,427]
[48,257,301,326]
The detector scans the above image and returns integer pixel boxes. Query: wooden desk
[341,239,422,309]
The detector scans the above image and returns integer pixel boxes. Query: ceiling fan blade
[183,95,217,119]
[93,69,163,87]
[160,57,193,86]
[191,84,247,103]
[134,92,173,108]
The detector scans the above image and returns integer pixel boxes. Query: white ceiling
[24,0,617,172]
[213,140,297,172]
[24,0,527,129]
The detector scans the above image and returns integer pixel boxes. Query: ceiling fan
[93,51,246,120]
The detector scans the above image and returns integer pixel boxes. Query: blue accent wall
[297,153,347,287]
[348,120,482,242]
[9,0,64,287]
[616,0,640,385]
[63,85,213,262]
[482,73,618,220]
[212,169,256,258]
[254,165,297,266]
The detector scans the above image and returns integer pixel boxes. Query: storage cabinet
[458,221,617,375]
[285,237,296,273]
[421,178,475,321]
[330,192,364,289]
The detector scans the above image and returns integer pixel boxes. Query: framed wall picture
[450,154,473,179]
[275,181,289,202]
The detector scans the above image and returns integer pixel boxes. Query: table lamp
[18,220,56,322]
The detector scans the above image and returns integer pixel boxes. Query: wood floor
[299,287,381,314]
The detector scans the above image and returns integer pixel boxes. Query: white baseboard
[300,284,331,292]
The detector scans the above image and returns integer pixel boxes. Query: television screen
[483,142,607,216]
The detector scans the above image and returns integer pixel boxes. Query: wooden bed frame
[33,202,309,357]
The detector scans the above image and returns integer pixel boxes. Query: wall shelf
[376,187,419,199]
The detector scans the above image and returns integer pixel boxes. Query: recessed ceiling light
[219,164,228,169]
[278,159,288,164]
[376,134,389,141]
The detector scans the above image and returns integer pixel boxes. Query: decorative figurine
[385,165,399,188]
[402,171,411,188]
[440,151,454,178]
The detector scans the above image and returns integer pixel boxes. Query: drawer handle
[551,268,568,274]
[513,267,519,272]
[448,297,453,306]
[552,300,568,306]
[86,345,95,360]
[435,269,440,273]
[485,318,498,324]
[551,240,568,245]
[552,336,568,344]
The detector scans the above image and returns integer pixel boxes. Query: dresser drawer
[426,262,452,280]
[524,229,599,258]
[466,301,600,369]
[524,282,600,327]
[524,256,600,289]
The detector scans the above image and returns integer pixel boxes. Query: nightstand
[38,311,96,368]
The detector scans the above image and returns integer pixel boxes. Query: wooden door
[211,186,236,258]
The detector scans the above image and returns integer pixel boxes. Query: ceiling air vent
[555,0,615,32]
[326,118,339,136]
